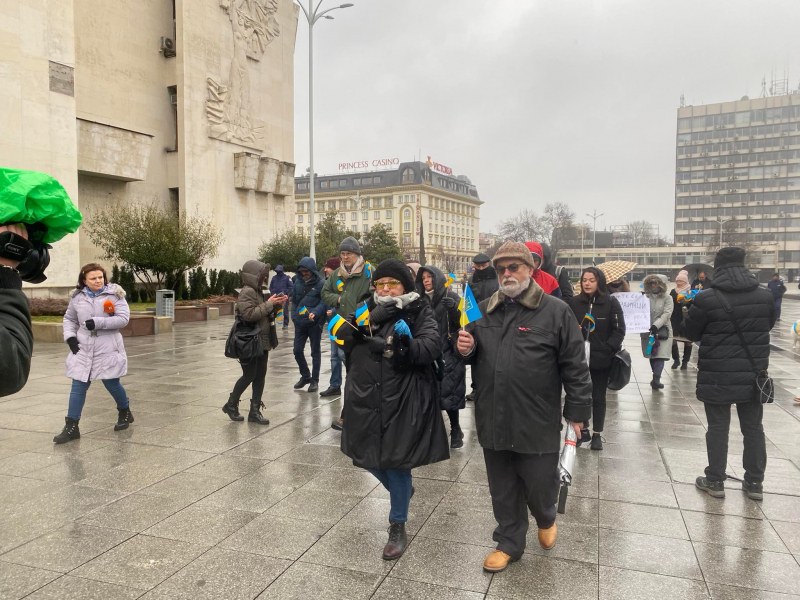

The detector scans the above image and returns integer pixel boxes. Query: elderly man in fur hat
[457,241,592,573]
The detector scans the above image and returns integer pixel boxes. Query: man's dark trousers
[704,401,766,484]
[293,320,323,382]
[483,448,559,558]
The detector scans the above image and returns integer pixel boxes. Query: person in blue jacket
[291,257,326,392]
[269,265,294,329]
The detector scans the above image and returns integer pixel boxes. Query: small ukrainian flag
[276,307,284,319]
[327,313,345,346]
[458,283,483,328]
[444,272,456,288]
[298,306,308,316]
[364,261,372,278]
[355,302,370,327]
[336,277,344,292]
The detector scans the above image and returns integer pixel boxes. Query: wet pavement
[1,302,800,599]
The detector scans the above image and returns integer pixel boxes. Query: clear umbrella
[557,425,577,514]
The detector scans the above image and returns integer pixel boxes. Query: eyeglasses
[375,280,403,289]
[496,263,523,274]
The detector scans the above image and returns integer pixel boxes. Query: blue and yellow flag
[355,302,370,327]
[276,307,284,319]
[444,272,456,288]
[327,313,346,346]
[298,305,308,316]
[458,283,482,328]
[364,261,373,278]
[335,277,344,292]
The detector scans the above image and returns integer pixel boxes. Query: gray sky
[293,0,800,239]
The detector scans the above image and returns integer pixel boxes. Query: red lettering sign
[426,155,453,176]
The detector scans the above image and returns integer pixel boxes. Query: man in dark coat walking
[291,257,326,393]
[684,247,775,501]
[457,241,592,573]
[767,273,787,322]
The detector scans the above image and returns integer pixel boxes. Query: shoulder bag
[607,347,632,391]
[716,292,774,404]
[224,316,264,362]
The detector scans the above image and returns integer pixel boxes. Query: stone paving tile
[682,510,789,553]
[139,471,232,502]
[77,492,191,533]
[770,519,800,554]
[598,566,710,600]
[599,528,703,580]
[707,583,800,599]
[693,541,800,595]
[144,503,258,546]
[599,499,689,539]
[673,482,765,520]
[372,577,484,599]
[265,488,363,527]
[0,561,61,599]
[23,575,144,600]
[220,513,329,560]
[524,521,599,564]
[254,561,381,599]
[300,523,395,575]
[487,553,598,600]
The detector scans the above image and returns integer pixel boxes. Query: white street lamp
[296,1,354,261]
[713,216,733,249]
[586,210,604,265]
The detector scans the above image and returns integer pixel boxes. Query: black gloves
[66,337,80,354]
[85,319,96,331]
[392,334,411,368]
[367,335,386,354]
[649,325,658,336]
[441,296,456,309]
[370,303,400,325]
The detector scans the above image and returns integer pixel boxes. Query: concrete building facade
[1,0,298,294]
[674,91,800,281]
[294,160,483,274]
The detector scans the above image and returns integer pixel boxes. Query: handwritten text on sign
[612,292,651,334]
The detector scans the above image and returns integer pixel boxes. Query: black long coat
[469,266,499,304]
[416,266,467,411]
[567,292,625,370]
[340,298,449,469]
[684,265,776,404]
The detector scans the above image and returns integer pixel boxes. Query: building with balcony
[294,160,483,274]
[674,90,800,282]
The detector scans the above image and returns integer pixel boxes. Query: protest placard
[612,292,651,333]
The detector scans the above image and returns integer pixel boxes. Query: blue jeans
[293,320,323,381]
[367,468,413,523]
[329,340,345,388]
[67,378,128,420]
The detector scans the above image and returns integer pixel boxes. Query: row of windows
[296,195,478,217]
[676,204,800,218]
[678,105,800,132]
[677,217,800,230]
[676,177,800,194]
[676,164,799,183]
[677,135,800,157]
[677,122,800,145]
[676,149,800,169]
[676,190,800,205]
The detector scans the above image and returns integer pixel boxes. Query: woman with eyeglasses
[567,267,626,450]
[338,259,449,562]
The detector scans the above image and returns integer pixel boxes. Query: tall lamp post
[713,216,733,250]
[778,211,787,273]
[296,1,354,261]
[586,210,604,265]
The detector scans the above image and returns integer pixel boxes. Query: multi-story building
[1,1,297,294]
[294,160,482,274]
[674,90,800,281]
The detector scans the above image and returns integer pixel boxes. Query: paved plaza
[2,304,800,599]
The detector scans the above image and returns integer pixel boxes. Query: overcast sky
[292,0,800,240]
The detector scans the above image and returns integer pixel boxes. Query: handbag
[717,292,774,404]
[224,316,264,361]
[607,347,632,391]
[656,325,669,340]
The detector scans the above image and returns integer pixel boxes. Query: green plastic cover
[0,168,82,243]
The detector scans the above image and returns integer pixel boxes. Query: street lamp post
[296,1,354,261]
[713,216,733,249]
[586,210,604,265]
[778,211,787,273]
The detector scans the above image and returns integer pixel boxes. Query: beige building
[1,0,297,294]
[294,160,483,273]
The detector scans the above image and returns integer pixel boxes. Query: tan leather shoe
[483,549,515,573]
[538,523,557,550]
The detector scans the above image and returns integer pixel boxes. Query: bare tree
[705,220,758,266]
[541,202,575,253]
[498,203,575,251]
[498,208,543,242]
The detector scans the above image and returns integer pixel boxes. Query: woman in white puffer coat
[640,273,673,390]
[53,263,132,444]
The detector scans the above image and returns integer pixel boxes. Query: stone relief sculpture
[207,0,281,146]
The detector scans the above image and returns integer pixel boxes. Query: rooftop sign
[338,157,400,172]
[426,155,453,176]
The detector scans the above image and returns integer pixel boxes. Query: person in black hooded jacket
[339,259,449,561]
[468,253,499,303]
[416,265,467,449]
[291,256,327,392]
[567,267,625,451]
[684,247,775,501]
[541,242,573,299]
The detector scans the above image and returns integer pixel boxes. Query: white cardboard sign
[612,292,651,334]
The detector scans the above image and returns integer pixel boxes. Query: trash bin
[155,289,175,320]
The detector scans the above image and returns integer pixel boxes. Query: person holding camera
[640,274,673,390]
[54,263,133,443]
[0,223,34,398]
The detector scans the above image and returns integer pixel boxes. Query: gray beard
[500,276,531,299]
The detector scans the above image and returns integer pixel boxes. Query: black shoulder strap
[716,291,758,373]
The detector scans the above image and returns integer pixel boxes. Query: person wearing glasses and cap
[337,258,449,561]
[456,241,592,573]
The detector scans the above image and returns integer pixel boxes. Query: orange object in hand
[103,299,115,315]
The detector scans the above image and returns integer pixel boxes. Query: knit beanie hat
[472,252,490,264]
[324,256,340,271]
[372,258,415,293]
[714,246,746,268]
[675,269,689,286]
[492,241,535,269]
[338,236,362,255]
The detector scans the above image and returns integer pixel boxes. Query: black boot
[222,395,244,421]
[450,425,464,449]
[650,376,664,390]
[248,400,270,425]
[382,521,407,560]
[671,360,680,369]
[307,380,319,393]
[590,432,603,451]
[53,417,80,444]
[681,346,692,370]
[114,407,134,431]
[293,377,311,389]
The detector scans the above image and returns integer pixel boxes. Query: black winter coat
[467,282,592,454]
[469,266,499,304]
[340,298,449,469]
[567,292,625,370]
[0,268,32,397]
[416,266,466,411]
[684,265,776,404]
[669,289,690,340]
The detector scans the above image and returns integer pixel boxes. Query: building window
[386,223,392,231]
[373,211,379,220]
[402,168,415,184]
[403,222,411,232]
[321,181,329,188]
[351,212,357,221]
[385,209,392,218]
[298,215,303,223]
[362,211,368,220]
[362,224,369,232]
[403,209,411,219]
[362,198,370,209]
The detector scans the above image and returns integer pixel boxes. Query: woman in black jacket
[339,259,449,561]
[567,267,626,451]
[416,265,467,449]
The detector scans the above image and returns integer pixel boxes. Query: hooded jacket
[269,266,293,296]
[0,268,32,396]
[237,260,277,351]
[541,242,573,298]
[291,257,326,323]
[684,264,775,404]
[415,265,466,411]
[524,242,562,298]
[468,264,499,304]
[339,295,449,469]
[567,270,625,370]
[639,274,673,360]
[63,283,129,382]
[466,280,592,454]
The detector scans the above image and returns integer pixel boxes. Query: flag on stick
[298,306,308,316]
[327,313,346,346]
[458,283,482,328]
[354,302,370,327]
[444,272,456,288]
